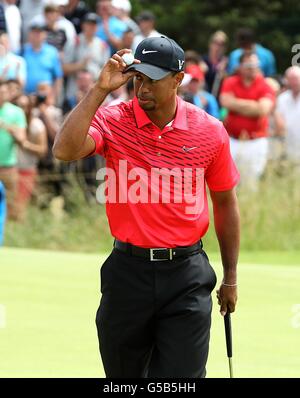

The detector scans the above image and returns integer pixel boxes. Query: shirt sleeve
[112,19,128,38]
[260,80,275,102]
[227,50,240,75]
[62,40,76,63]
[220,76,234,95]
[52,48,63,79]
[205,124,240,191]
[206,93,220,119]
[18,57,26,85]
[87,108,111,157]
[14,107,27,128]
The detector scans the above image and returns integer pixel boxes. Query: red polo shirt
[221,74,275,139]
[88,96,239,248]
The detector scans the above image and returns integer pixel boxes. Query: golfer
[53,36,240,378]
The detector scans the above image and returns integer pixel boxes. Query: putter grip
[224,313,233,358]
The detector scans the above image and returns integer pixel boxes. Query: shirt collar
[132,95,189,131]
[238,72,264,87]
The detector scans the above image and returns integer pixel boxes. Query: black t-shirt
[64,1,90,34]
[46,28,67,52]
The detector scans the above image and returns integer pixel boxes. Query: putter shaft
[224,313,234,378]
[228,357,233,378]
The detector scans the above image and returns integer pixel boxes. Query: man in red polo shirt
[53,36,240,378]
[220,52,274,189]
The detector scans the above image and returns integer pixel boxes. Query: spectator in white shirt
[2,0,22,53]
[132,10,161,52]
[63,12,110,100]
[276,66,300,166]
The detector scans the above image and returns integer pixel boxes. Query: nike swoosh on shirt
[142,49,158,54]
[182,146,198,152]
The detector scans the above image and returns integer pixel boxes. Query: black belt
[113,239,203,261]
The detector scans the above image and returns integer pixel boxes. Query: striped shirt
[88,96,239,247]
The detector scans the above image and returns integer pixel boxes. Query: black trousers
[95,247,217,378]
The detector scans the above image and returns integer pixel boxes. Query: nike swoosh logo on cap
[142,49,158,54]
[182,146,198,152]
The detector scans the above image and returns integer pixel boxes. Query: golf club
[224,312,233,378]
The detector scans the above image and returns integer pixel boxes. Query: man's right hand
[96,49,140,94]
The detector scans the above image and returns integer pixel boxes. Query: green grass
[1,247,300,378]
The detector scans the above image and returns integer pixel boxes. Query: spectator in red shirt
[220,52,274,189]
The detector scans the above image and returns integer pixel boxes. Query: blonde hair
[210,30,228,45]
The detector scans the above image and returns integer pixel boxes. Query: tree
[87,0,300,73]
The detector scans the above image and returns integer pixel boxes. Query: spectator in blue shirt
[95,0,127,54]
[183,65,220,119]
[22,22,63,102]
[227,28,276,77]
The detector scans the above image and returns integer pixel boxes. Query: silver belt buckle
[150,248,173,261]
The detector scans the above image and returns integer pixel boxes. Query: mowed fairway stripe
[1,248,300,378]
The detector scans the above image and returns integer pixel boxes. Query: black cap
[29,21,47,31]
[126,36,185,80]
[136,10,155,22]
[82,12,99,24]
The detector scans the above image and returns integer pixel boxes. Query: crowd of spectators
[0,0,299,227]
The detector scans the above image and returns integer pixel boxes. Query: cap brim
[125,63,171,80]
[30,26,46,31]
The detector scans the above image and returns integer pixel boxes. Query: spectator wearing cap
[132,10,161,52]
[2,0,21,54]
[184,50,201,68]
[227,28,276,77]
[64,0,90,34]
[184,50,207,75]
[0,31,26,86]
[111,0,140,35]
[30,1,77,60]
[19,0,47,41]
[22,22,63,102]
[96,0,128,54]
[202,31,228,97]
[184,64,220,119]
[220,52,275,189]
[63,12,110,101]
